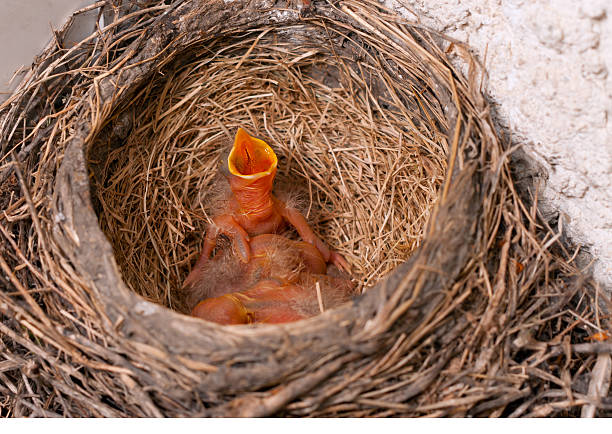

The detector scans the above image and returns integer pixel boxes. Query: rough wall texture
[0,0,94,102]
[385,0,612,290]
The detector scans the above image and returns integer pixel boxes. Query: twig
[581,353,612,417]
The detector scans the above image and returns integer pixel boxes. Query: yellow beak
[228,128,277,179]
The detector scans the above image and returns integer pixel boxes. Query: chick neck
[230,175,275,222]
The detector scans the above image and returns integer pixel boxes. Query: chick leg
[280,206,351,273]
[329,251,351,273]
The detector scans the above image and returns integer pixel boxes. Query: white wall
[0,0,94,102]
[2,0,611,289]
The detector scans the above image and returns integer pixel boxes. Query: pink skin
[245,234,328,282]
[191,274,354,325]
[191,280,307,325]
[182,197,350,290]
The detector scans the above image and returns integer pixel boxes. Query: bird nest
[0,0,609,417]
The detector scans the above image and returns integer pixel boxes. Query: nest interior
[88,28,447,312]
[0,0,610,418]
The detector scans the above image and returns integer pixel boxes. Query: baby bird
[191,274,354,325]
[183,128,349,293]
[183,127,354,325]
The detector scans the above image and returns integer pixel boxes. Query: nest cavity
[90,32,447,310]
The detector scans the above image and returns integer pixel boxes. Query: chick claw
[205,214,252,263]
[329,250,351,274]
[183,215,251,291]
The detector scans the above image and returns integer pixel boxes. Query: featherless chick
[183,128,353,324]
[183,128,349,293]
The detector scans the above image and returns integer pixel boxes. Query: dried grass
[0,0,610,418]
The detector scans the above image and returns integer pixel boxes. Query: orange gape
[183,128,349,292]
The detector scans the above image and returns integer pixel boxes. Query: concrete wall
[2,0,611,289]
[0,0,94,102]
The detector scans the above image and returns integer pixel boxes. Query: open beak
[228,128,277,179]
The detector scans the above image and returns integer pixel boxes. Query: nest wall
[0,0,609,417]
